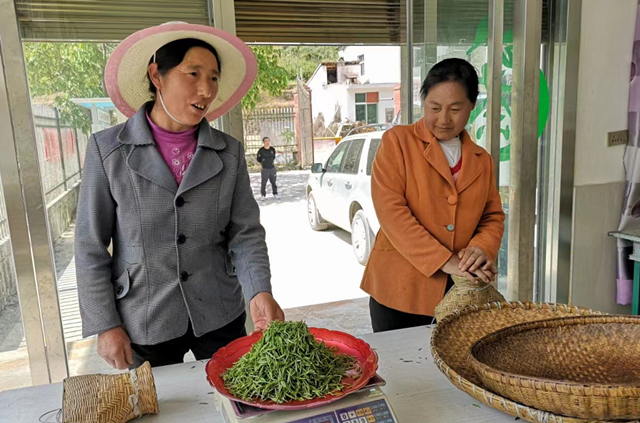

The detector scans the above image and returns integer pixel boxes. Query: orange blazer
[361,119,505,316]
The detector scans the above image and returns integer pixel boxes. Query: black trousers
[130,312,247,368]
[369,278,454,333]
[261,167,277,196]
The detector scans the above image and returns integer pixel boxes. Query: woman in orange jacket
[361,58,505,332]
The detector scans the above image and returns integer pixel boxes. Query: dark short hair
[263,137,270,142]
[148,38,221,94]
[420,58,479,104]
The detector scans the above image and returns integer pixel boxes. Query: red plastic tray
[206,327,379,410]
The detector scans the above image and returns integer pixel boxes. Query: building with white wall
[307,46,401,127]
[341,46,401,85]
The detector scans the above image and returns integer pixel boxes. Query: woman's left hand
[249,292,285,334]
[458,247,497,280]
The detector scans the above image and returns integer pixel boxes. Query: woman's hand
[441,252,497,284]
[458,247,497,283]
[97,326,133,370]
[249,292,285,335]
[440,255,478,283]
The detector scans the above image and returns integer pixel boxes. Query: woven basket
[430,301,617,423]
[62,361,159,423]
[469,315,640,420]
[434,275,505,322]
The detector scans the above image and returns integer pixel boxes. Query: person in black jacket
[257,137,280,201]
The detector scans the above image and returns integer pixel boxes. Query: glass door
[0,3,67,389]
[407,0,551,299]
[0,0,232,390]
[0,83,39,390]
[407,0,502,292]
[0,0,225,389]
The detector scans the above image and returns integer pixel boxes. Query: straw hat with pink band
[105,22,257,123]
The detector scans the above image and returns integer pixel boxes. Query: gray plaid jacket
[75,105,271,345]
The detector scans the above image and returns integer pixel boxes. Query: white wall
[308,65,350,125]
[574,0,633,187]
[312,85,349,125]
[342,46,401,85]
[569,0,636,314]
[339,63,363,84]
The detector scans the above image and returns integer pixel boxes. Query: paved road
[250,170,367,309]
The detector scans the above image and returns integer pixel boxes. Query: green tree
[243,46,290,111]
[23,43,297,127]
[23,42,116,134]
[278,46,341,81]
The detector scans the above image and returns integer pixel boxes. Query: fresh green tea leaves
[222,321,357,404]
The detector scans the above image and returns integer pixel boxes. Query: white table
[0,326,516,423]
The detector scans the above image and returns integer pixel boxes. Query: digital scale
[213,375,399,423]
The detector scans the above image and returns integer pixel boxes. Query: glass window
[366,138,382,176]
[327,65,337,84]
[326,141,350,173]
[355,93,378,124]
[342,139,365,175]
[366,104,378,124]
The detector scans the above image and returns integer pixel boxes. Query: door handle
[345,182,352,189]
[327,180,333,187]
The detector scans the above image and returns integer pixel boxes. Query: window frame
[355,92,378,124]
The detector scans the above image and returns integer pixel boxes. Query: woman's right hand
[440,254,495,284]
[97,326,133,370]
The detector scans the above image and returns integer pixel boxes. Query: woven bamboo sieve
[468,315,640,420]
[62,361,159,423]
[429,301,626,423]
[434,275,505,322]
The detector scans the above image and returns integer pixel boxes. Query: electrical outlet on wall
[608,130,628,147]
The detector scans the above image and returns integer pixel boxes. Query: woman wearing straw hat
[361,58,505,332]
[75,22,284,370]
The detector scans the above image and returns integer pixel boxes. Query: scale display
[288,399,396,423]
[215,378,398,423]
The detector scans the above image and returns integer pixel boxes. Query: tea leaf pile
[221,321,357,404]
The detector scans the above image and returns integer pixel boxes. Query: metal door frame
[0,0,68,385]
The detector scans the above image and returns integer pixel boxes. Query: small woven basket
[62,361,159,423]
[469,315,640,420]
[434,275,505,322]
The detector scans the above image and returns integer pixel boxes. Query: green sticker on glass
[538,70,550,137]
[468,14,551,162]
